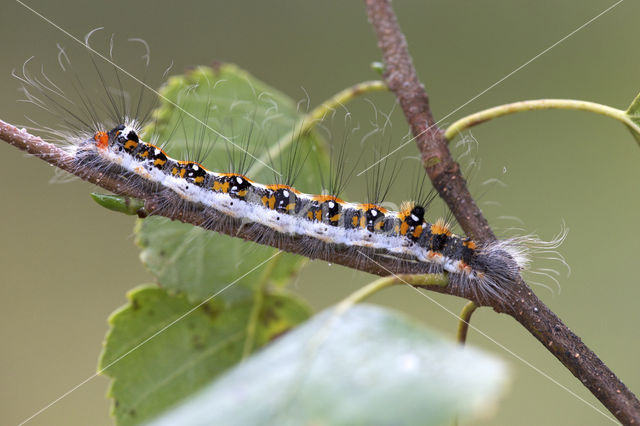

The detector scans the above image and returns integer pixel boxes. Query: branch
[444,98,640,143]
[363,0,639,423]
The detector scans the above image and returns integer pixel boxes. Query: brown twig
[364,0,639,423]
[363,0,493,243]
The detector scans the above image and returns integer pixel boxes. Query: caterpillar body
[74,120,528,302]
[11,31,554,303]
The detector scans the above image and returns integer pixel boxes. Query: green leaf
[147,305,509,426]
[99,285,311,426]
[625,92,640,144]
[91,193,145,216]
[136,64,329,301]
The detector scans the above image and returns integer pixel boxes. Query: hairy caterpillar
[59,116,531,303]
[10,31,562,305]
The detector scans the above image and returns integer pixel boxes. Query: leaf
[99,285,311,426]
[135,64,329,301]
[147,304,509,426]
[135,218,306,302]
[91,193,144,216]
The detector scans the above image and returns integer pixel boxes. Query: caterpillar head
[93,130,109,150]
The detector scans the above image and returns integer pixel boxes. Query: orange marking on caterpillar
[261,195,276,210]
[311,194,345,204]
[218,173,253,183]
[124,140,138,150]
[427,251,443,259]
[463,240,477,250]
[360,216,366,228]
[459,262,473,273]
[214,180,230,193]
[358,203,388,214]
[264,184,301,194]
[399,200,415,218]
[146,143,169,155]
[180,160,210,175]
[431,218,451,236]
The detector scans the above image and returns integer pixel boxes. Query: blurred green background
[1,0,639,424]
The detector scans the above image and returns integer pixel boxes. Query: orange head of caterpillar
[93,130,109,150]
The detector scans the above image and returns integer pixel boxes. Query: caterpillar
[66,117,529,303]
[10,32,558,304]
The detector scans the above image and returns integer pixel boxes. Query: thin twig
[457,301,477,346]
[444,98,640,143]
[248,80,388,177]
[363,0,639,423]
[334,273,448,316]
